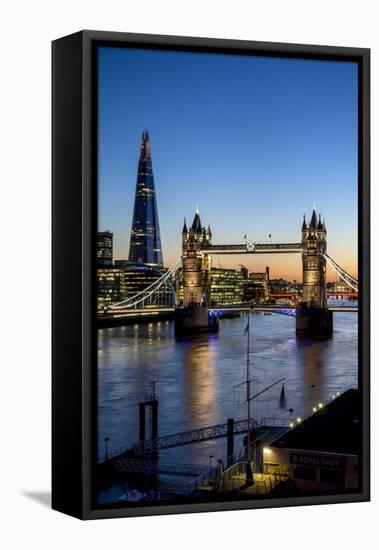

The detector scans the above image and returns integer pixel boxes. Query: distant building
[268,277,290,295]
[97,231,113,266]
[97,266,125,305]
[176,265,243,306]
[121,264,163,301]
[334,276,351,294]
[129,129,163,267]
[97,263,164,307]
[244,267,269,303]
[240,266,249,280]
[210,268,244,306]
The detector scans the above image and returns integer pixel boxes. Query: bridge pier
[174,305,218,335]
[296,304,333,338]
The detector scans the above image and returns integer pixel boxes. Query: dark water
[97,309,357,503]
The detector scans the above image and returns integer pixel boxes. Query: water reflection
[98,313,357,464]
[181,334,218,427]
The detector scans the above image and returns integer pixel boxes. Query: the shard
[128,130,163,267]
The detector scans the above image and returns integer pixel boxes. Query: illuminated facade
[97,263,163,306]
[296,209,332,337]
[97,231,113,266]
[176,210,217,333]
[210,268,244,306]
[301,209,327,308]
[181,212,212,306]
[128,130,163,267]
[97,267,125,305]
[120,264,163,301]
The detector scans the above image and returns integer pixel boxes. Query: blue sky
[98,46,358,280]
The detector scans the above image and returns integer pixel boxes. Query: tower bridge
[101,131,357,334]
[102,208,357,338]
[176,208,356,338]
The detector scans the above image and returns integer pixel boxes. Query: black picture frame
[52,30,370,520]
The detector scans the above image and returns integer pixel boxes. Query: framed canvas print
[52,30,370,519]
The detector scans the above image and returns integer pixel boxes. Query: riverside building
[210,268,244,306]
[97,263,164,307]
[261,389,359,493]
[97,231,113,266]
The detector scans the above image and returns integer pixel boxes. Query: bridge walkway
[109,418,290,461]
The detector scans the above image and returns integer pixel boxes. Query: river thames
[97,309,357,502]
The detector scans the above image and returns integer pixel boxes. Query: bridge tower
[182,212,204,307]
[296,209,333,337]
[175,210,218,334]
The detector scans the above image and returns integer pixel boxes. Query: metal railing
[103,388,357,464]
[131,418,260,455]
[187,466,219,494]
[217,461,288,494]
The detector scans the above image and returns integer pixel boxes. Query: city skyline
[98,47,358,280]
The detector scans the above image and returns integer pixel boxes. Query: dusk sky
[98,46,358,281]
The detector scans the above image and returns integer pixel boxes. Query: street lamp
[209,454,214,469]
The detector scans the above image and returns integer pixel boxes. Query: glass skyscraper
[128,130,163,267]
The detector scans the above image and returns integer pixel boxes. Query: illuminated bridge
[98,255,358,321]
[98,209,358,332]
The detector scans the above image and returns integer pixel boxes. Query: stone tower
[175,210,218,334]
[301,209,327,308]
[296,209,333,338]
[181,211,204,307]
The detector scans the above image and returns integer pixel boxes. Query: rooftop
[271,388,360,456]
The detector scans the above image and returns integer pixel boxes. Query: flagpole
[246,311,251,460]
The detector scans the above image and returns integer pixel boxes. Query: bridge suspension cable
[108,259,181,311]
[323,253,358,292]
[102,253,357,314]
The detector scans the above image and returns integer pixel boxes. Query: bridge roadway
[251,305,358,313]
[98,304,358,323]
[211,305,358,314]
[98,308,175,325]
